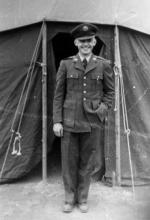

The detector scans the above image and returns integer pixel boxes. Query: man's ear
[74,39,78,47]
[93,37,97,46]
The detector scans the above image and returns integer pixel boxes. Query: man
[53,23,114,213]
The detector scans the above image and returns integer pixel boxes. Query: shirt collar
[78,53,92,63]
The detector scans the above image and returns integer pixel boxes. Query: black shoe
[63,203,74,213]
[78,203,88,213]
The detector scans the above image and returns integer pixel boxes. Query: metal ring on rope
[12,132,22,156]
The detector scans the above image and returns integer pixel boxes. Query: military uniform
[53,53,114,204]
[53,54,114,129]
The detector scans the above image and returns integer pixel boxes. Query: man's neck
[78,53,92,62]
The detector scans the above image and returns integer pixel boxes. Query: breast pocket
[91,72,103,90]
[67,72,79,90]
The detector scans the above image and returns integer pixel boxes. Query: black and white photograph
[0,0,150,219]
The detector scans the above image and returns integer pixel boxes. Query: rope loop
[11,132,22,156]
[113,65,119,76]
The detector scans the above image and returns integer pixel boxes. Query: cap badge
[83,25,88,31]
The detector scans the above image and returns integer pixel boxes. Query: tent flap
[0,25,44,182]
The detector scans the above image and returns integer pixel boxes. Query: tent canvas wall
[0,0,150,185]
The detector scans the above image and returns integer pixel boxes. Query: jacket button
[83,98,86,101]
[83,91,87,94]
[83,83,86,86]
[83,76,86,79]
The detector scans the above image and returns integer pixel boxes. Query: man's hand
[53,123,63,137]
[98,102,108,114]
[96,102,108,122]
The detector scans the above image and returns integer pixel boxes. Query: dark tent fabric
[105,28,150,185]
[1,21,150,185]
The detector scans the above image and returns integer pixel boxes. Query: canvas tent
[0,0,150,185]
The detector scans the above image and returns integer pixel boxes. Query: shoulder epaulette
[63,56,75,60]
[96,56,111,64]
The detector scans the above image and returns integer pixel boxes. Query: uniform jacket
[53,54,114,132]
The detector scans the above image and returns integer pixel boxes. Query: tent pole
[114,25,121,186]
[42,21,47,183]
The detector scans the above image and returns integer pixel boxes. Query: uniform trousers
[61,127,103,204]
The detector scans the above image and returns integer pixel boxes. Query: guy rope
[114,25,135,194]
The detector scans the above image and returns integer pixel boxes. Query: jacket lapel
[85,54,97,74]
[73,55,84,71]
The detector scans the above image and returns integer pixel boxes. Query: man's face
[74,36,96,56]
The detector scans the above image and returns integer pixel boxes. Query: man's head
[71,23,99,56]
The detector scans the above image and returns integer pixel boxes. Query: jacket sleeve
[101,62,115,108]
[53,60,66,124]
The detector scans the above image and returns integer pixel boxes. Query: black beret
[71,23,99,39]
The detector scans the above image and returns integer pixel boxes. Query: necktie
[83,58,87,69]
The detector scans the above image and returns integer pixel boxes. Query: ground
[0,148,150,220]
